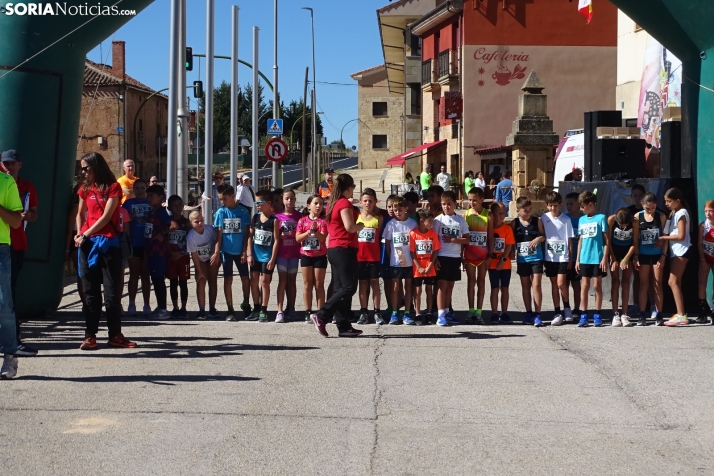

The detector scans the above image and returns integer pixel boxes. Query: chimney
[112,40,125,80]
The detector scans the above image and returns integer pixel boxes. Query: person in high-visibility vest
[316,168,335,200]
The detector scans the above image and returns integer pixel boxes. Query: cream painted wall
[616,10,648,119]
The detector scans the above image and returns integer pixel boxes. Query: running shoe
[389,312,400,325]
[79,337,97,351]
[611,312,622,327]
[15,343,38,356]
[357,312,368,325]
[142,304,152,316]
[1,355,18,379]
[207,308,220,319]
[464,310,478,325]
[593,314,603,327]
[534,315,543,327]
[650,306,658,320]
[156,309,171,320]
[375,312,386,325]
[311,314,329,337]
[305,313,312,323]
[499,313,512,324]
[637,315,648,326]
[655,315,664,326]
[419,314,431,325]
[563,308,573,322]
[446,312,460,325]
[577,314,588,327]
[196,310,207,320]
[226,313,238,322]
[240,302,253,315]
[275,312,285,324]
[127,303,137,316]
[621,314,634,327]
[522,312,533,325]
[489,313,500,324]
[437,314,449,326]
[179,308,189,319]
[664,314,689,327]
[258,312,268,323]
[338,327,363,337]
[551,314,564,326]
[403,314,416,325]
[171,308,181,319]
[288,310,299,322]
[107,333,137,348]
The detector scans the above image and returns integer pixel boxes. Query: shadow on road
[16,374,261,385]
[376,331,526,340]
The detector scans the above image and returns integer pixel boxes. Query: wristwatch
[501,257,508,262]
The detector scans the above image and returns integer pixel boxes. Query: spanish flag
[578,0,593,24]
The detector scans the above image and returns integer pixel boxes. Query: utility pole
[301,66,308,190]
[204,0,214,219]
[177,0,188,201]
[252,27,259,210]
[311,88,317,193]
[272,0,279,188]
[230,6,239,188]
[167,0,180,196]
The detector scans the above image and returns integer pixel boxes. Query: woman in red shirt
[310,174,364,338]
[75,152,136,350]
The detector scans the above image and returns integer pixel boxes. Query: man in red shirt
[1,150,39,356]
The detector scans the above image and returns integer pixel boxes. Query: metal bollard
[360,180,363,193]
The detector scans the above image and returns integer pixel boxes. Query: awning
[385,140,446,166]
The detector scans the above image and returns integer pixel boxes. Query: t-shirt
[328,197,358,249]
[566,213,582,263]
[252,213,277,263]
[296,216,327,257]
[409,228,440,277]
[514,216,543,263]
[419,172,431,191]
[145,206,172,258]
[0,173,23,245]
[168,216,190,255]
[122,198,152,248]
[9,177,38,251]
[187,224,217,262]
[277,210,302,259]
[78,182,123,238]
[464,177,475,195]
[541,212,574,263]
[117,175,139,204]
[356,214,381,262]
[578,213,608,265]
[383,218,417,267]
[490,223,515,270]
[214,204,251,256]
[665,208,691,257]
[464,207,490,263]
[235,185,254,209]
[436,172,451,190]
[433,213,469,258]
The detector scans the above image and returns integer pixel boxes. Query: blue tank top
[611,221,633,248]
[638,210,663,256]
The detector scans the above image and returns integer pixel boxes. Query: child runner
[166,195,191,319]
[541,192,575,326]
[403,191,420,221]
[410,209,440,324]
[575,190,609,327]
[608,208,636,327]
[271,188,285,214]
[296,195,328,323]
[426,185,444,216]
[247,189,280,323]
[633,192,666,326]
[433,191,469,326]
[513,197,545,326]
[380,195,397,322]
[696,199,714,324]
[660,188,691,326]
[356,189,383,325]
[145,184,172,319]
[565,192,583,321]
[275,188,302,323]
[383,196,417,325]
[628,184,655,317]
[186,211,220,319]
[122,179,152,316]
[488,202,514,324]
[463,186,492,324]
[214,184,251,321]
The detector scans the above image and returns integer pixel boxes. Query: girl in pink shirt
[296,195,328,322]
[275,188,303,322]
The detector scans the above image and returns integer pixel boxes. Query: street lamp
[340,118,358,155]
[302,6,317,191]
[290,110,323,144]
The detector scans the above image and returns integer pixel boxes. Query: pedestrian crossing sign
[267,119,283,135]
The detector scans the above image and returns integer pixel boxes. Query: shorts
[147,255,167,279]
[579,263,607,278]
[465,259,486,267]
[250,261,275,275]
[132,246,145,259]
[414,276,436,287]
[421,190,428,200]
[167,255,191,280]
[566,265,581,282]
[544,261,569,278]
[612,245,631,261]
[301,254,328,269]
[437,256,462,282]
[516,261,544,277]
[488,269,512,288]
[637,254,662,266]
[390,266,413,280]
[358,261,381,280]
[276,256,299,274]
[381,263,391,281]
[222,252,249,278]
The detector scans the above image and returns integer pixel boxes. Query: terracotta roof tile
[84,58,163,96]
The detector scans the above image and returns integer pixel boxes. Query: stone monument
[505,71,560,216]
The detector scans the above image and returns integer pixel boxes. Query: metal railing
[438,50,450,78]
[421,59,432,86]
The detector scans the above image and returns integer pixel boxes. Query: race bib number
[132,204,152,218]
[517,242,537,257]
[254,229,273,246]
[547,240,566,255]
[415,239,433,255]
[469,231,487,247]
[441,226,460,239]
[613,228,633,242]
[223,218,242,234]
[704,241,714,257]
[143,222,154,239]
[640,229,659,245]
[494,238,505,253]
[196,244,212,259]
[358,227,377,243]
[168,230,186,246]
[393,231,410,248]
[302,236,320,251]
[579,222,598,239]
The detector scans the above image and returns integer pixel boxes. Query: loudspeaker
[589,139,646,181]
[584,111,622,181]
[659,121,683,178]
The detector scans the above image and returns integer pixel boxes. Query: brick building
[77,40,169,179]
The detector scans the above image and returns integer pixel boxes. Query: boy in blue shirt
[575,190,609,327]
[564,192,583,321]
[214,184,252,321]
[247,189,280,323]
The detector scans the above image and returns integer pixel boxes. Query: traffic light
[185,46,193,71]
[193,80,204,99]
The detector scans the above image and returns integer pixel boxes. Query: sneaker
[275,312,285,324]
[499,313,512,324]
[128,303,137,316]
[142,304,152,316]
[240,302,253,315]
[612,312,622,327]
[637,316,648,326]
[437,314,450,326]
[15,343,38,356]
[664,314,689,327]
[621,314,634,327]
[1,355,18,379]
[332,317,337,325]
[389,312,400,325]
[655,316,665,326]
[258,312,268,323]
[338,327,363,337]
[577,314,588,327]
[695,314,709,324]
[226,312,238,322]
[156,309,171,320]
[522,312,533,325]
[489,313,500,324]
[207,308,220,319]
[534,315,543,327]
[79,337,97,350]
[311,314,329,337]
[243,311,258,321]
[551,314,564,326]
[171,308,181,319]
[593,314,603,327]
[375,312,386,325]
[650,306,658,320]
[446,312,460,325]
[465,310,478,325]
[357,312,368,325]
[107,333,137,348]
[403,314,416,325]
[563,308,573,322]
[309,313,318,324]
[196,310,207,320]
[288,310,299,322]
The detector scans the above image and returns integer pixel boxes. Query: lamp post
[340,118,358,156]
[301,6,317,191]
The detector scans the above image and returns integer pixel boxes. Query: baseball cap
[1,150,18,162]
[324,168,334,174]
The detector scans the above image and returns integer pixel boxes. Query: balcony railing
[421,59,432,86]
[438,50,450,78]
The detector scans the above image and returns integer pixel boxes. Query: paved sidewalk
[2,269,714,475]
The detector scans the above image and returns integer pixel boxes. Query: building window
[422,59,432,86]
[438,50,450,78]
[409,84,421,116]
[372,102,388,117]
[372,135,388,149]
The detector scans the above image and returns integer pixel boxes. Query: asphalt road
[243,156,358,188]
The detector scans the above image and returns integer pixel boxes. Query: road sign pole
[177,0,188,201]
[167,0,180,196]
[252,27,259,211]
[230,5,239,188]
[272,0,278,188]
[204,0,214,219]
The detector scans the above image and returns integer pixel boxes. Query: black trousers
[320,247,358,331]
[10,248,23,341]
[79,241,123,339]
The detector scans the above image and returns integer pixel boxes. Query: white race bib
[196,244,212,259]
[415,239,433,255]
[579,222,598,239]
[704,241,714,257]
[546,240,566,255]
[143,222,153,239]
[613,227,633,242]
[302,235,320,251]
[223,217,242,234]
[254,229,273,246]
[469,231,487,247]
[494,238,505,253]
[358,227,377,243]
[132,204,152,218]
[517,242,536,257]
[168,230,186,246]
[393,231,410,248]
[640,229,659,245]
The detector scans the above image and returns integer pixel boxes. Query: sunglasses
[255,200,267,206]
[81,166,90,173]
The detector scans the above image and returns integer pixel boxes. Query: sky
[88,0,392,149]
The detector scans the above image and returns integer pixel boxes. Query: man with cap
[235,173,254,209]
[1,150,39,357]
[117,159,139,204]
[0,156,24,378]
[316,168,334,200]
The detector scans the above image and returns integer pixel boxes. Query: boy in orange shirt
[410,209,441,324]
[488,202,515,324]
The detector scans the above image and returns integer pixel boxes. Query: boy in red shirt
[488,202,515,324]
[410,209,441,324]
